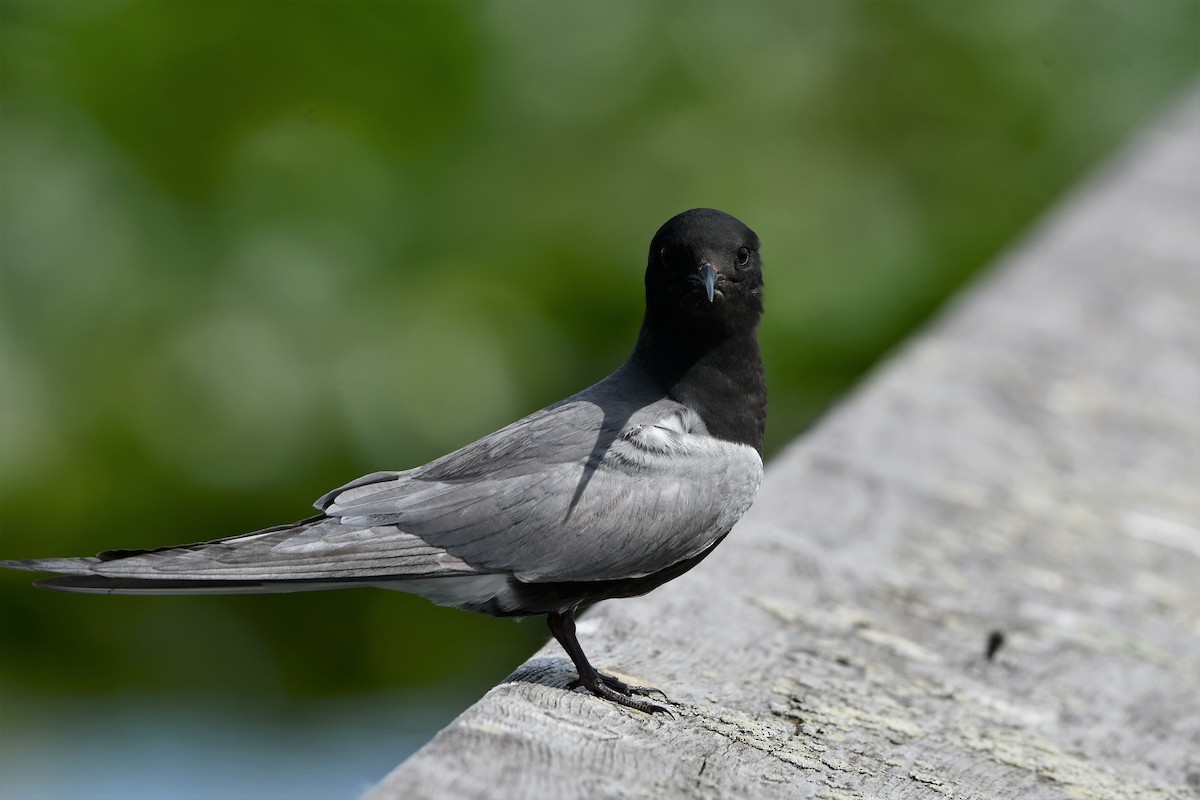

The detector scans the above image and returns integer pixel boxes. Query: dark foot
[546,609,672,715]
[570,671,669,700]
[570,672,672,714]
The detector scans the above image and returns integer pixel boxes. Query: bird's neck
[630,318,767,453]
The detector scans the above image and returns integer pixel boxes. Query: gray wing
[2,379,634,587]
[320,397,764,583]
[4,370,762,592]
[3,515,486,585]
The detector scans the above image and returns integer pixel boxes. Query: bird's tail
[0,515,376,595]
[0,512,513,609]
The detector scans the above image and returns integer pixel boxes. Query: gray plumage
[13,365,761,611]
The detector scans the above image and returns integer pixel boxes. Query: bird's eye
[660,246,672,266]
[736,246,750,267]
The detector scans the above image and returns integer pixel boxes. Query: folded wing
[320,400,763,583]
[3,381,762,593]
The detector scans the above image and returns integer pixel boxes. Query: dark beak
[697,263,718,303]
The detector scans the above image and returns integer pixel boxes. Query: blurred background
[0,2,1196,798]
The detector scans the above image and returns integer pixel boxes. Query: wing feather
[321,401,763,583]
[7,369,762,592]
[3,517,485,583]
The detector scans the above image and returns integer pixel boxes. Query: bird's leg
[546,609,669,714]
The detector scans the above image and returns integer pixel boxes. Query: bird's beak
[698,263,718,303]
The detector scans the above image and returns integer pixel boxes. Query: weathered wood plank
[367,90,1200,800]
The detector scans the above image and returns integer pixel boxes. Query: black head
[645,208,763,336]
[633,208,767,451]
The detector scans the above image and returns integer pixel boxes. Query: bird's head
[644,208,763,334]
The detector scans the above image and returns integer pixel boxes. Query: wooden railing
[366,89,1200,800]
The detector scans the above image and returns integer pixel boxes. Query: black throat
[630,314,767,453]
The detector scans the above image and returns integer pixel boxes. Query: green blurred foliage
[0,0,1196,705]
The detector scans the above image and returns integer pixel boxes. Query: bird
[1,207,767,714]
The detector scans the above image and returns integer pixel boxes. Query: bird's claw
[569,671,672,714]
[598,672,670,699]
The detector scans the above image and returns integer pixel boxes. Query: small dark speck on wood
[985,630,1006,661]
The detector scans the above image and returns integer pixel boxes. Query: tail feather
[32,574,370,595]
[0,557,101,576]
[0,515,508,605]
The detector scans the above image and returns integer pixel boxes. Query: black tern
[1,207,767,713]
